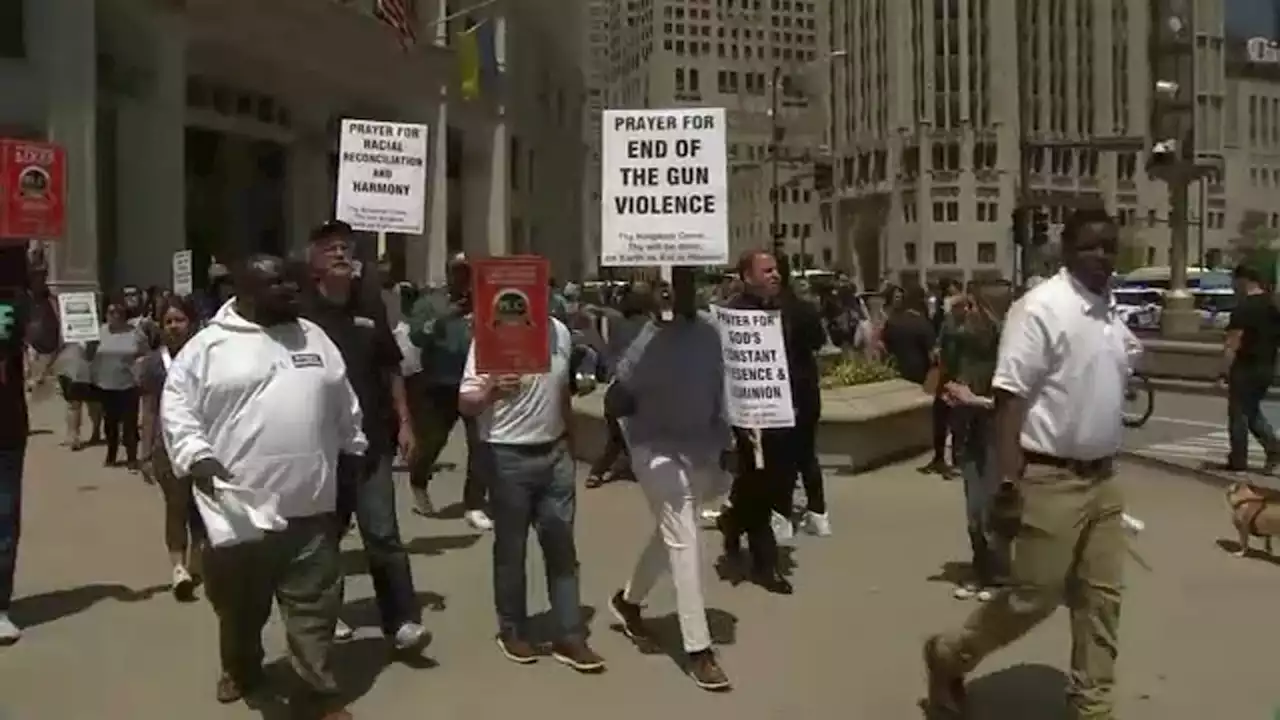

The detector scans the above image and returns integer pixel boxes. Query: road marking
[1133,430,1270,465]
[1145,415,1226,429]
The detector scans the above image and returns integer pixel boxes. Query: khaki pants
[936,462,1126,719]
[203,515,342,697]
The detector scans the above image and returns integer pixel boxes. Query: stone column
[35,0,99,291]
[286,108,332,259]
[412,93,449,286]
[484,113,509,257]
[113,6,187,288]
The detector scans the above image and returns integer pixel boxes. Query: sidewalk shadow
[613,607,737,672]
[252,632,438,720]
[925,561,972,586]
[339,533,480,576]
[340,591,449,631]
[961,663,1069,719]
[1214,538,1280,566]
[10,582,169,628]
[429,502,468,520]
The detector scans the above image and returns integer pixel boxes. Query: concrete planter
[569,379,934,474]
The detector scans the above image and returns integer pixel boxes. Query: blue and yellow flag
[458,17,498,101]
[458,20,481,100]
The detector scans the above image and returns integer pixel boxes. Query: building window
[933,242,957,264]
[932,202,945,222]
[945,201,959,223]
[904,242,918,265]
[0,0,23,59]
[977,242,997,264]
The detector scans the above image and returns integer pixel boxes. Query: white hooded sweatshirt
[161,300,367,520]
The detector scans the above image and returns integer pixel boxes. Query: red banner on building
[0,139,66,240]
[472,255,551,375]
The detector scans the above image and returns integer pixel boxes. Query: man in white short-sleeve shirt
[458,312,606,674]
[925,208,1139,720]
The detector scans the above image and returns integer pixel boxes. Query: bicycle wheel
[1122,373,1155,428]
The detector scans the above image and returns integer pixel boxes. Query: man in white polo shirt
[458,302,605,674]
[924,208,1140,720]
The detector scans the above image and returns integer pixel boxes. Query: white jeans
[623,445,721,653]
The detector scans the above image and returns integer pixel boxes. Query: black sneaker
[608,590,661,653]
[687,648,731,691]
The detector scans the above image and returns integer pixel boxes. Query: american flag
[374,0,417,49]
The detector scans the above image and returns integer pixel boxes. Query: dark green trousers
[203,515,342,696]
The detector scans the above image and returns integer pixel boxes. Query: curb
[1119,450,1236,489]
[1144,377,1280,400]
[1120,449,1280,492]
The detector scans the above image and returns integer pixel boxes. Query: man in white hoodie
[162,255,366,720]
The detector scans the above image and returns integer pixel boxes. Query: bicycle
[1122,371,1155,428]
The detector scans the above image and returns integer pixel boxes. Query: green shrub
[819,355,900,389]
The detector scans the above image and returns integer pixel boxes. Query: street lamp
[1148,0,1212,336]
[769,50,847,279]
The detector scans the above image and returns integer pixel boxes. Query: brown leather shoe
[922,635,967,718]
[551,638,606,673]
[495,635,539,664]
[687,648,731,691]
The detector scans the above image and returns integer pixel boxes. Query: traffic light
[1032,210,1049,246]
[1148,0,1194,172]
[814,161,834,192]
[1011,208,1029,247]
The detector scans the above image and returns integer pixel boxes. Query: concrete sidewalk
[1,400,1278,719]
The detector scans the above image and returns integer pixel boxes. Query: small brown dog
[1226,482,1279,557]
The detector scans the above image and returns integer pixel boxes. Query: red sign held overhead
[0,139,66,240]
[472,256,551,375]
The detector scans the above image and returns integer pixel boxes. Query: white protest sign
[714,306,794,429]
[601,108,728,266]
[58,291,100,343]
[172,249,193,296]
[335,119,429,235]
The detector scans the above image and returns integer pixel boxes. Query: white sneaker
[952,584,978,600]
[975,588,995,602]
[465,509,494,531]
[393,621,431,651]
[411,487,434,517]
[171,564,196,600]
[0,612,20,645]
[334,618,355,642]
[770,510,794,543]
[802,511,832,537]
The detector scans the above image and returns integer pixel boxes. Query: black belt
[1024,451,1113,477]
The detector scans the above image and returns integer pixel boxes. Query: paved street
[1122,390,1280,478]
[3,400,1280,720]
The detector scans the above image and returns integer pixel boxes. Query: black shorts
[58,376,97,403]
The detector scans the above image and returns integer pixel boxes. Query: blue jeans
[336,454,419,634]
[0,445,25,611]
[488,439,581,642]
[1227,369,1278,468]
[951,406,1004,584]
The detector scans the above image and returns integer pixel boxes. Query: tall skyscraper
[830,0,1236,286]
[605,0,837,270]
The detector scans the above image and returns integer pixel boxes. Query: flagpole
[431,0,500,29]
